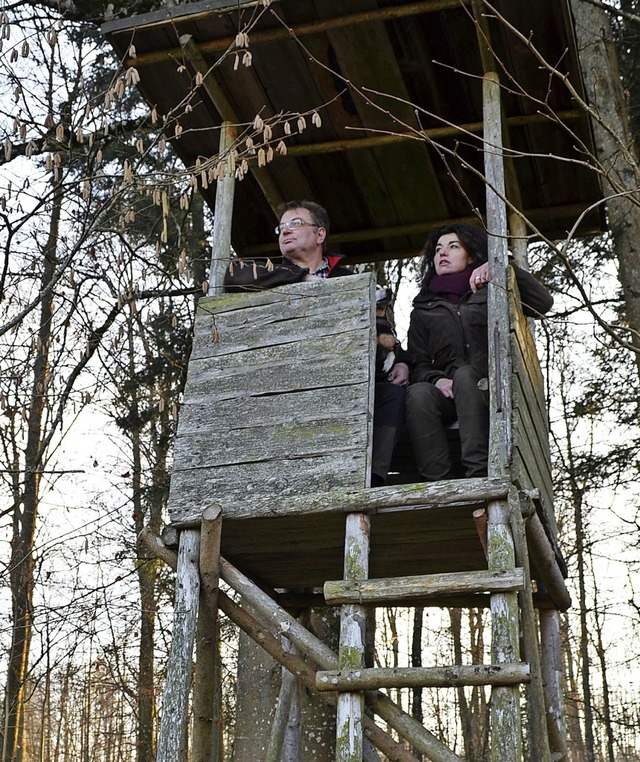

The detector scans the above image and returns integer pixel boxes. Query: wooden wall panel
[167,274,376,524]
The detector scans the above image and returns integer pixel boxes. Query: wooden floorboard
[220,501,492,590]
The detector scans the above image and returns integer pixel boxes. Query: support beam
[509,491,551,762]
[540,610,569,761]
[207,121,236,294]
[317,664,531,692]
[173,477,511,525]
[242,198,586,259]
[526,513,571,612]
[192,505,223,762]
[219,556,463,762]
[265,645,298,762]
[141,524,468,761]
[179,33,287,213]
[487,498,522,762]
[336,513,370,761]
[122,0,473,67]
[217,591,421,762]
[157,529,201,762]
[471,0,530,267]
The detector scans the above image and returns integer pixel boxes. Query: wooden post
[208,121,236,294]
[157,529,201,762]
[509,492,551,762]
[192,505,223,762]
[484,63,523,762]
[487,498,522,762]
[540,609,569,761]
[484,70,512,480]
[336,512,370,762]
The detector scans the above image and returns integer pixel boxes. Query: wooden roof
[102,0,604,266]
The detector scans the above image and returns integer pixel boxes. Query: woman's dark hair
[418,224,488,288]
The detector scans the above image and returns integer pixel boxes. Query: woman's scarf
[429,265,475,303]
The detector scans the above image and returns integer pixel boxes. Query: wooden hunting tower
[102,1,605,760]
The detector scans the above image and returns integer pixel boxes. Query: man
[224,200,410,486]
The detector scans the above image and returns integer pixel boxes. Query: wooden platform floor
[220,499,491,591]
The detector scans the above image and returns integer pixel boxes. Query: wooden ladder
[321,486,552,762]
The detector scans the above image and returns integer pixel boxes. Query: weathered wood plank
[512,358,549,452]
[512,326,547,430]
[170,477,510,525]
[183,330,371,399]
[508,274,558,542]
[511,363,555,518]
[512,403,554,516]
[191,300,372,360]
[168,453,368,523]
[510,291,546,389]
[317,664,531,692]
[193,312,372,362]
[324,568,525,605]
[511,396,553,498]
[196,274,372,317]
[510,319,551,463]
[176,388,369,435]
[172,415,369,470]
[195,279,371,324]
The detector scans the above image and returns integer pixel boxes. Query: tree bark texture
[4,178,60,762]
[570,0,640,385]
[157,530,200,762]
[231,607,339,762]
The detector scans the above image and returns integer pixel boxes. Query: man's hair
[418,223,488,288]
[277,200,331,252]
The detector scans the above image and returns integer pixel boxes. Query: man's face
[278,207,326,261]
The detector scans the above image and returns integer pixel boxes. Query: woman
[406,224,553,481]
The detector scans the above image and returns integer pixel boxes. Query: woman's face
[433,233,473,276]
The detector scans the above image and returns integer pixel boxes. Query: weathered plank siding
[167,274,376,525]
[508,276,557,538]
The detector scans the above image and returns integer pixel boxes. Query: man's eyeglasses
[275,218,319,235]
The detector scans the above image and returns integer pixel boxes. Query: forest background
[1,0,640,761]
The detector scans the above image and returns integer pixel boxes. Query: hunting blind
[102,1,605,759]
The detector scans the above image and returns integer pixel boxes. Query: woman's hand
[470,262,489,292]
[435,378,454,398]
[388,362,410,386]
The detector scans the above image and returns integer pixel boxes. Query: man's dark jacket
[223,254,351,290]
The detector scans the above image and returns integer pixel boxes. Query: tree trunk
[450,608,489,762]
[570,0,640,385]
[3,178,60,762]
[411,606,424,761]
[231,607,338,762]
